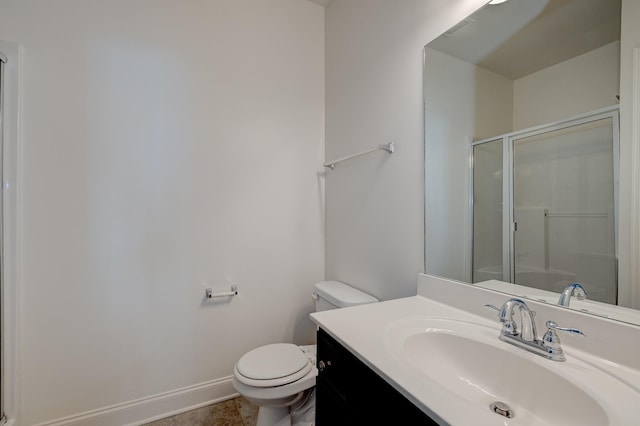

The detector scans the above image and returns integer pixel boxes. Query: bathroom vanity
[316,328,436,424]
[310,274,640,425]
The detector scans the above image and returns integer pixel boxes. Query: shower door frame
[0,49,6,426]
[469,105,620,287]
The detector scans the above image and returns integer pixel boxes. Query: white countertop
[311,295,499,425]
[310,293,640,425]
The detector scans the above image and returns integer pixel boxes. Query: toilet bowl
[232,281,378,426]
[233,344,317,426]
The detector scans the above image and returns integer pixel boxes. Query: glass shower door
[512,117,617,303]
[472,139,505,283]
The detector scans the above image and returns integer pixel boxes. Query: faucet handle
[484,303,517,336]
[484,304,499,312]
[542,321,585,362]
[545,321,585,336]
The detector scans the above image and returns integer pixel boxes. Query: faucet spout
[558,283,587,307]
[500,298,537,342]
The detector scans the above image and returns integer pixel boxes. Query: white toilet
[232,281,378,426]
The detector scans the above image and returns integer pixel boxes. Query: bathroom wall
[324,0,488,301]
[0,0,324,424]
[513,41,620,130]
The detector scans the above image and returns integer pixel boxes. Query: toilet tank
[312,281,378,312]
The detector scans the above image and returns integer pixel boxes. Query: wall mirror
[423,0,640,324]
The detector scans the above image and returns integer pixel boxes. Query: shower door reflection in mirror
[472,139,505,283]
[472,108,618,304]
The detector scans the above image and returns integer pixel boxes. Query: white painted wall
[324,0,488,301]
[513,41,620,130]
[424,47,512,283]
[0,0,324,424]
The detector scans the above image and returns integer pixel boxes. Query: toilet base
[291,389,315,426]
[255,388,315,426]
[256,406,291,426]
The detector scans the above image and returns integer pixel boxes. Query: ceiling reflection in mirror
[422,0,640,324]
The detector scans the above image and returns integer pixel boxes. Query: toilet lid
[235,343,312,387]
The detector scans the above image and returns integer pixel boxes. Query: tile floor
[143,397,258,426]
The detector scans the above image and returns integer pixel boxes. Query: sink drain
[490,401,514,419]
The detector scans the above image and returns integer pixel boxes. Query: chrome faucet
[558,283,587,306]
[492,298,538,341]
[485,298,585,361]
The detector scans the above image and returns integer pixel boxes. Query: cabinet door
[316,329,439,425]
[315,381,348,425]
[349,357,437,424]
[317,328,348,400]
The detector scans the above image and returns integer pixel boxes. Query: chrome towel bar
[324,142,394,169]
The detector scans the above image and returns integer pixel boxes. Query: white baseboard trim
[32,377,238,426]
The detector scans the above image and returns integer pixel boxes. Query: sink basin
[384,317,638,425]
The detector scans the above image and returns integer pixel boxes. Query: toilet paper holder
[206,285,238,299]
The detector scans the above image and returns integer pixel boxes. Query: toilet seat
[235,343,313,387]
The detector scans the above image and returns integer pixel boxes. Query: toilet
[232,281,378,426]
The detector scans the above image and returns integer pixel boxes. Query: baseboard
[32,377,238,426]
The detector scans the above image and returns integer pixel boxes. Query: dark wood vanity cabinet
[316,328,439,425]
